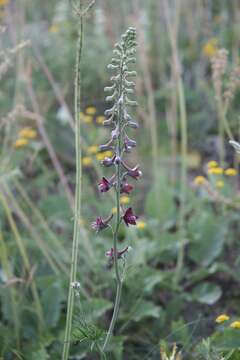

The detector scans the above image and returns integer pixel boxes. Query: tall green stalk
[175,78,187,284]
[62,2,83,359]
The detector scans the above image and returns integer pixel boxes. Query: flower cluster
[193,160,238,190]
[215,314,240,329]
[91,28,140,255]
[14,126,37,149]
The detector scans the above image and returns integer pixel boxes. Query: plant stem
[102,64,124,353]
[62,3,83,359]
[175,77,187,285]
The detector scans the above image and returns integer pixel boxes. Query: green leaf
[40,278,64,328]
[131,300,161,322]
[192,282,222,305]
[188,212,226,266]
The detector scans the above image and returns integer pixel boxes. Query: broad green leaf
[192,282,222,305]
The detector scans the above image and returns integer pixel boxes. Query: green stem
[102,61,124,352]
[62,4,83,359]
[175,77,187,285]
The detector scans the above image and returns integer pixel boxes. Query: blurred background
[1,0,240,359]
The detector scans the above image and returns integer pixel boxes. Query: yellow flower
[202,38,218,58]
[82,115,93,124]
[96,115,105,125]
[207,160,218,168]
[136,221,146,230]
[224,168,238,176]
[120,196,130,205]
[208,167,223,175]
[85,106,96,115]
[216,180,224,189]
[230,321,240,329]
[19,127,37,139]
[82,156,92,167]
[103,150,113,158]
[49,24,59,33]
[0,0,9,6]
[215,314,230,323]
[111,207,117,214]
[87,145,98,155]
[193,176,206,186]
[96,153,105,161]
[15,138,29,148]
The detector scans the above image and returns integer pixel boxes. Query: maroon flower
[91,213,113,232]
[101,155,116,167]
[106,246,129,260]
[120,182,133,194]
[127,165,142,180]
[123,207,138,226]
[122,162,142,180]
[98,177,111,192]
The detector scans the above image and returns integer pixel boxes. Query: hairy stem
[62,3,83,359]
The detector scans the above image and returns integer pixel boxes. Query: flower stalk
[91,28,139,352]
[62,1,84,358]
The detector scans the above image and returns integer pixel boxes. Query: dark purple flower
[124,135,136,148]
[120,182,133,194]
[98,177,111,192]
[128,165,142,180]
[123,207,138,226]
[99,139,114,152]
[111,126,119,140]
[122,162,142,180]
[106,246,129,260]
[101,155,116,167]
[91,213,113,232]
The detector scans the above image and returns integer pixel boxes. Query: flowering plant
[91,27,140,352]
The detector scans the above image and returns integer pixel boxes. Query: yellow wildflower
[120,196,130,205]
[87,145,98,155]
[207,160,218,168]
[49,24,59,33]
[224,168,238,176]
[202,38,218,58]
[15,138,29,148]
[85,106,96,115]
[208,167,223,175]
[82,157,92,167]
[193,176,206,186]
[230,321,240,329]
[104,150,113,158]
[96,153,105,161]
[111,207,117,214]
[216,180,224,189]
[136,221,146,230]
[0,0,9,6]
[96,115,105,125]
[215,314,230,323]
[82,115,93,124]
[19,127,37,139]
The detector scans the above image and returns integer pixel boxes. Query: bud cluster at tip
[91,28,141,238]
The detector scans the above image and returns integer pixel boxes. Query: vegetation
[1,0,240,359]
